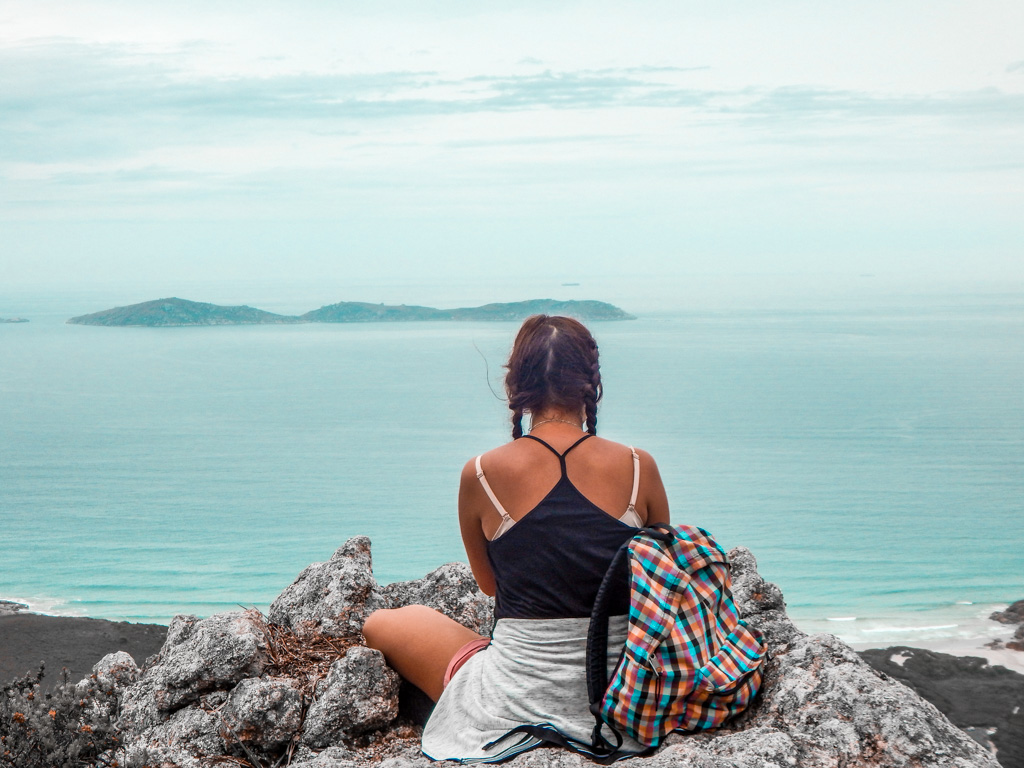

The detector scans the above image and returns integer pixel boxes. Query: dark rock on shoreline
[1012,624,1024,652]
[0,613,166,684]
[0,600,29,616]
[991,599,1024,625]
[859,646,1024,768]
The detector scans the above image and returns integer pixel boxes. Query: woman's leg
[363,605,484,701]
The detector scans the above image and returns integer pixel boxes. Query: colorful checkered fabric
[598,524,766,746]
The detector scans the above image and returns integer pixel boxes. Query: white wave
[863,624,959,634]
[826,616,857,622]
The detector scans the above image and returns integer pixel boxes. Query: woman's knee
[362,607,397,650]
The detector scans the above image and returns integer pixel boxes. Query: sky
[1,1,1023,297]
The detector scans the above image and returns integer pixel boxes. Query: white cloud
[1,0,1022,285]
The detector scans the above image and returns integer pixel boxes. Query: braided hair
[504,315,602,438]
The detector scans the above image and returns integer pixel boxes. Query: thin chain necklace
[530,417,583,431]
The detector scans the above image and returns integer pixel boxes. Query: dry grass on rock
[245,609,358,699]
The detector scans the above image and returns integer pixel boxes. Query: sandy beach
[893,637,1024,675]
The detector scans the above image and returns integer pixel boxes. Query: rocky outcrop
[988,599,1024,654]
[104,538,469,768]
[87,537,997,768]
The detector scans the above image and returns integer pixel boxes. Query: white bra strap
[475,455,513,522]
[626,446,640,515]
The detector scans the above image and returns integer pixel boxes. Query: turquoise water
[2,282,1022,648]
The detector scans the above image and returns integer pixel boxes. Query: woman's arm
[637,449,671,526]
[458,458,497,596]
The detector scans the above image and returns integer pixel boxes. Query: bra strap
[475,455,513,523]
[626,446,640,516]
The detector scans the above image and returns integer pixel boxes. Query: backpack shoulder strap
[584,526,675,759]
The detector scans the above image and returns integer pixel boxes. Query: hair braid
[584,352,601,435]
[511,407,524,439]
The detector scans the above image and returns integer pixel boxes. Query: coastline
[3,606,1021,685]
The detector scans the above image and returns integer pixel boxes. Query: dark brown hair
[504,315,602,438]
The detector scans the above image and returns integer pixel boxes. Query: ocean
[2,277,1022,650]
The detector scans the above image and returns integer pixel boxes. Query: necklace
[530,417,583,431]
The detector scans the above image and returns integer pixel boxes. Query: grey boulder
[148,610,268,710]
[302,646,400,748]
[122,705,223,768]
[91,650,140,690]
[269,536,391,637]
[220,677,304,751]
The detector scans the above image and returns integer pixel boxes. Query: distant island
[68,299,302,327]
[0,317,29,323]
[67,297,635,327]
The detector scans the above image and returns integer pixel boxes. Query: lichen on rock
[269,536,392,637]
[220,676,304,751]
[302,646,400,748]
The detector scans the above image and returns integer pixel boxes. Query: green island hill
[67,297,635,327]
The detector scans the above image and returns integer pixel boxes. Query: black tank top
[485,434,639,620]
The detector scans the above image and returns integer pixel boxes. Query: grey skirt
[421,615,645,763]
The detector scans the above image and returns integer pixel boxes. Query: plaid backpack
[485,524,766,763]
[584,523,767,759]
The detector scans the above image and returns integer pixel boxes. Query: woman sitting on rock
[363,314,670,761]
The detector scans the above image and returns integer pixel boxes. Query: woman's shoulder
[579,435,659,463]
[462,439,532,478]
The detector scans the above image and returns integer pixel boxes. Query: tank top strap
[519,433,562,457]
[522,432,593,475]
[561,433,593,457]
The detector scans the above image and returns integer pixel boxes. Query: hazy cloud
[6,39,1022,172]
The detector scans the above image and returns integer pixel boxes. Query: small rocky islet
[4,538,1019,768]
[66,297,635,327]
